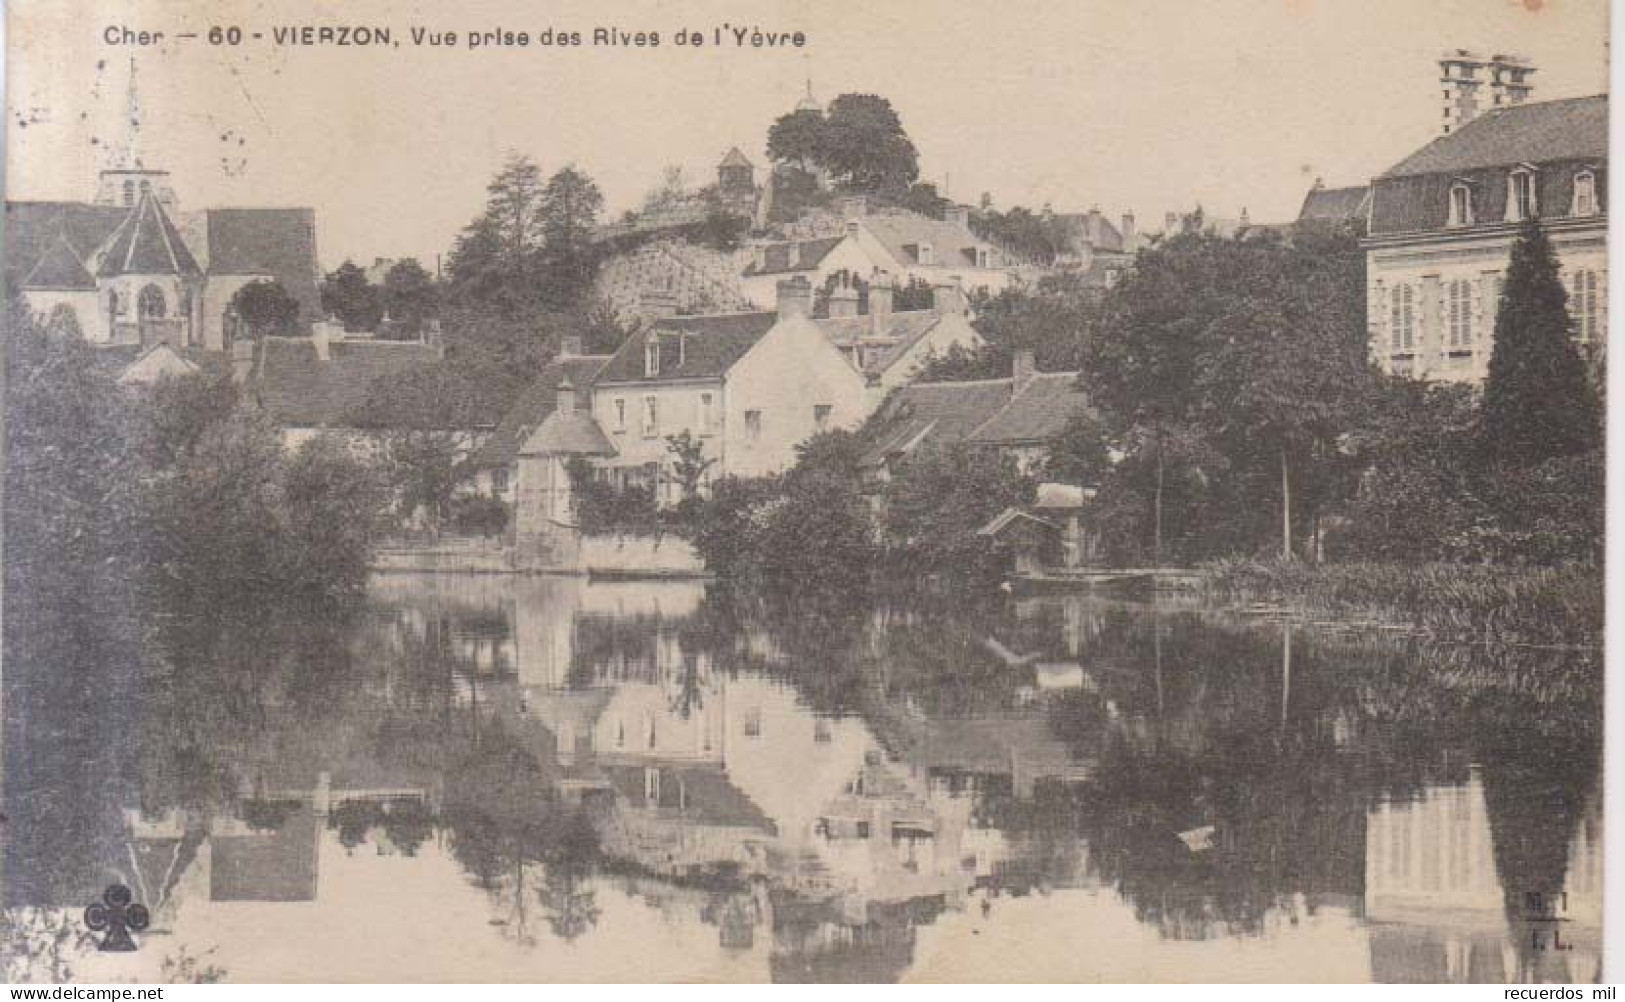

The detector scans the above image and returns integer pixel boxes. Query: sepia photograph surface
[0,0,1610,984]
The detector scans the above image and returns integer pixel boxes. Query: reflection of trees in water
[1478,722,1600,980]
[439,721,603,945]
[1024,607,1602,943]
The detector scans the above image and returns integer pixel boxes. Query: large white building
[1362,55,1606,384]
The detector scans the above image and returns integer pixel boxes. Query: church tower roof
[719,147,754,169]
[96,190,201,278]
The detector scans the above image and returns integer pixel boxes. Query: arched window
[1446,279,1473,351]
[1572,171,1598,217]
[1571,268,1602,344]
[1448,183,1474,227]
[137,284,166,319]
[1389,284,1416,353]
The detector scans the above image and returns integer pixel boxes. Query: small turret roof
[519,407,617,457]
[719,147,754,169]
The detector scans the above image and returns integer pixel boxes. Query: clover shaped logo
[84,884,149,951]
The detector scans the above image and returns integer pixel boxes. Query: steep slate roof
[1380,95,1608,177]
[814,310,945,374]
[1297,184,1370,223]
[4,201,130,285]
[471,355,612,468]
[206,208,322,326]
[96,192,202,277]
[253,337,449,428]
[861,212,1000,268]
[743,236,845,276]
[1051,211,1125,253]
[594,310,778,385]
[863,371,1090,466]
[718,147,754,169]
[969,372,1089,445]
[22,232,97,290]
[863,378,1015,466]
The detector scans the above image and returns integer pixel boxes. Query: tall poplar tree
[1480,218,1601,467]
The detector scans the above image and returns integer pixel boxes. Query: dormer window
[1448,182,1474,227]
[1506,168,1537,222]
[976,247,991,269]
[918,243,934,266]
[1573,170,1598,217]
[644,335,660,377]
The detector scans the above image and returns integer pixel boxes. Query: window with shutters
[1446,279,1473,354]
[1571,268,1602,344]
[1389,284,1416,354]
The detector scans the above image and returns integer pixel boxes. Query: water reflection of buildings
[124,773,436,924]
[464,576,1095,975]
[1364,769,1601,983]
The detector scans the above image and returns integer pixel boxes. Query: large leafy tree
[822,94,919,195]
[540,165,604,259]
[1480,218,1601,468]
[381,258,438,337]
[231,280,302,338]
[1082,229,1371,562]
[319,262,382,331]
[765,94,919,196]
[766,109,829,169]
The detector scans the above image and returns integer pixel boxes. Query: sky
[6,0,1610,269]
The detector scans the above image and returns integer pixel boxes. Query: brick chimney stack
[638,287,679,321]
[869,271,895,334]
[828,274,860,318]
[932,280,965,315]
[1439,50,1488,135]
[1488,53,1535,110]
[1012,349,1036,399]
[777,276,813,320]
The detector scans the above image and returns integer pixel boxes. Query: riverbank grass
[1198,559,1601,648]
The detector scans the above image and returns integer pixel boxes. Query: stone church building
[6,154,320,352]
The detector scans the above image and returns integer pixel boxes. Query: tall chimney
[638,287,679,321]
[1439,49,1488,135]
[869,271,895,334]
[312,316,335,362]
[1488,54,1535,110]
[557,376,576,414]
[231,337,256,383]
[777,276,813,320]
[840,195,869,220]
[1121,212,1136,244]
[828,275,860,318]
[1012,349,1036,398]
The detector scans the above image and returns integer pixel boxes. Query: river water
[2,573,1602,983]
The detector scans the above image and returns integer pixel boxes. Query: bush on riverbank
[1199,558,1601,647]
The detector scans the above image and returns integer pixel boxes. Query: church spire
[93,57,175,209]
[796,56,822,114]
